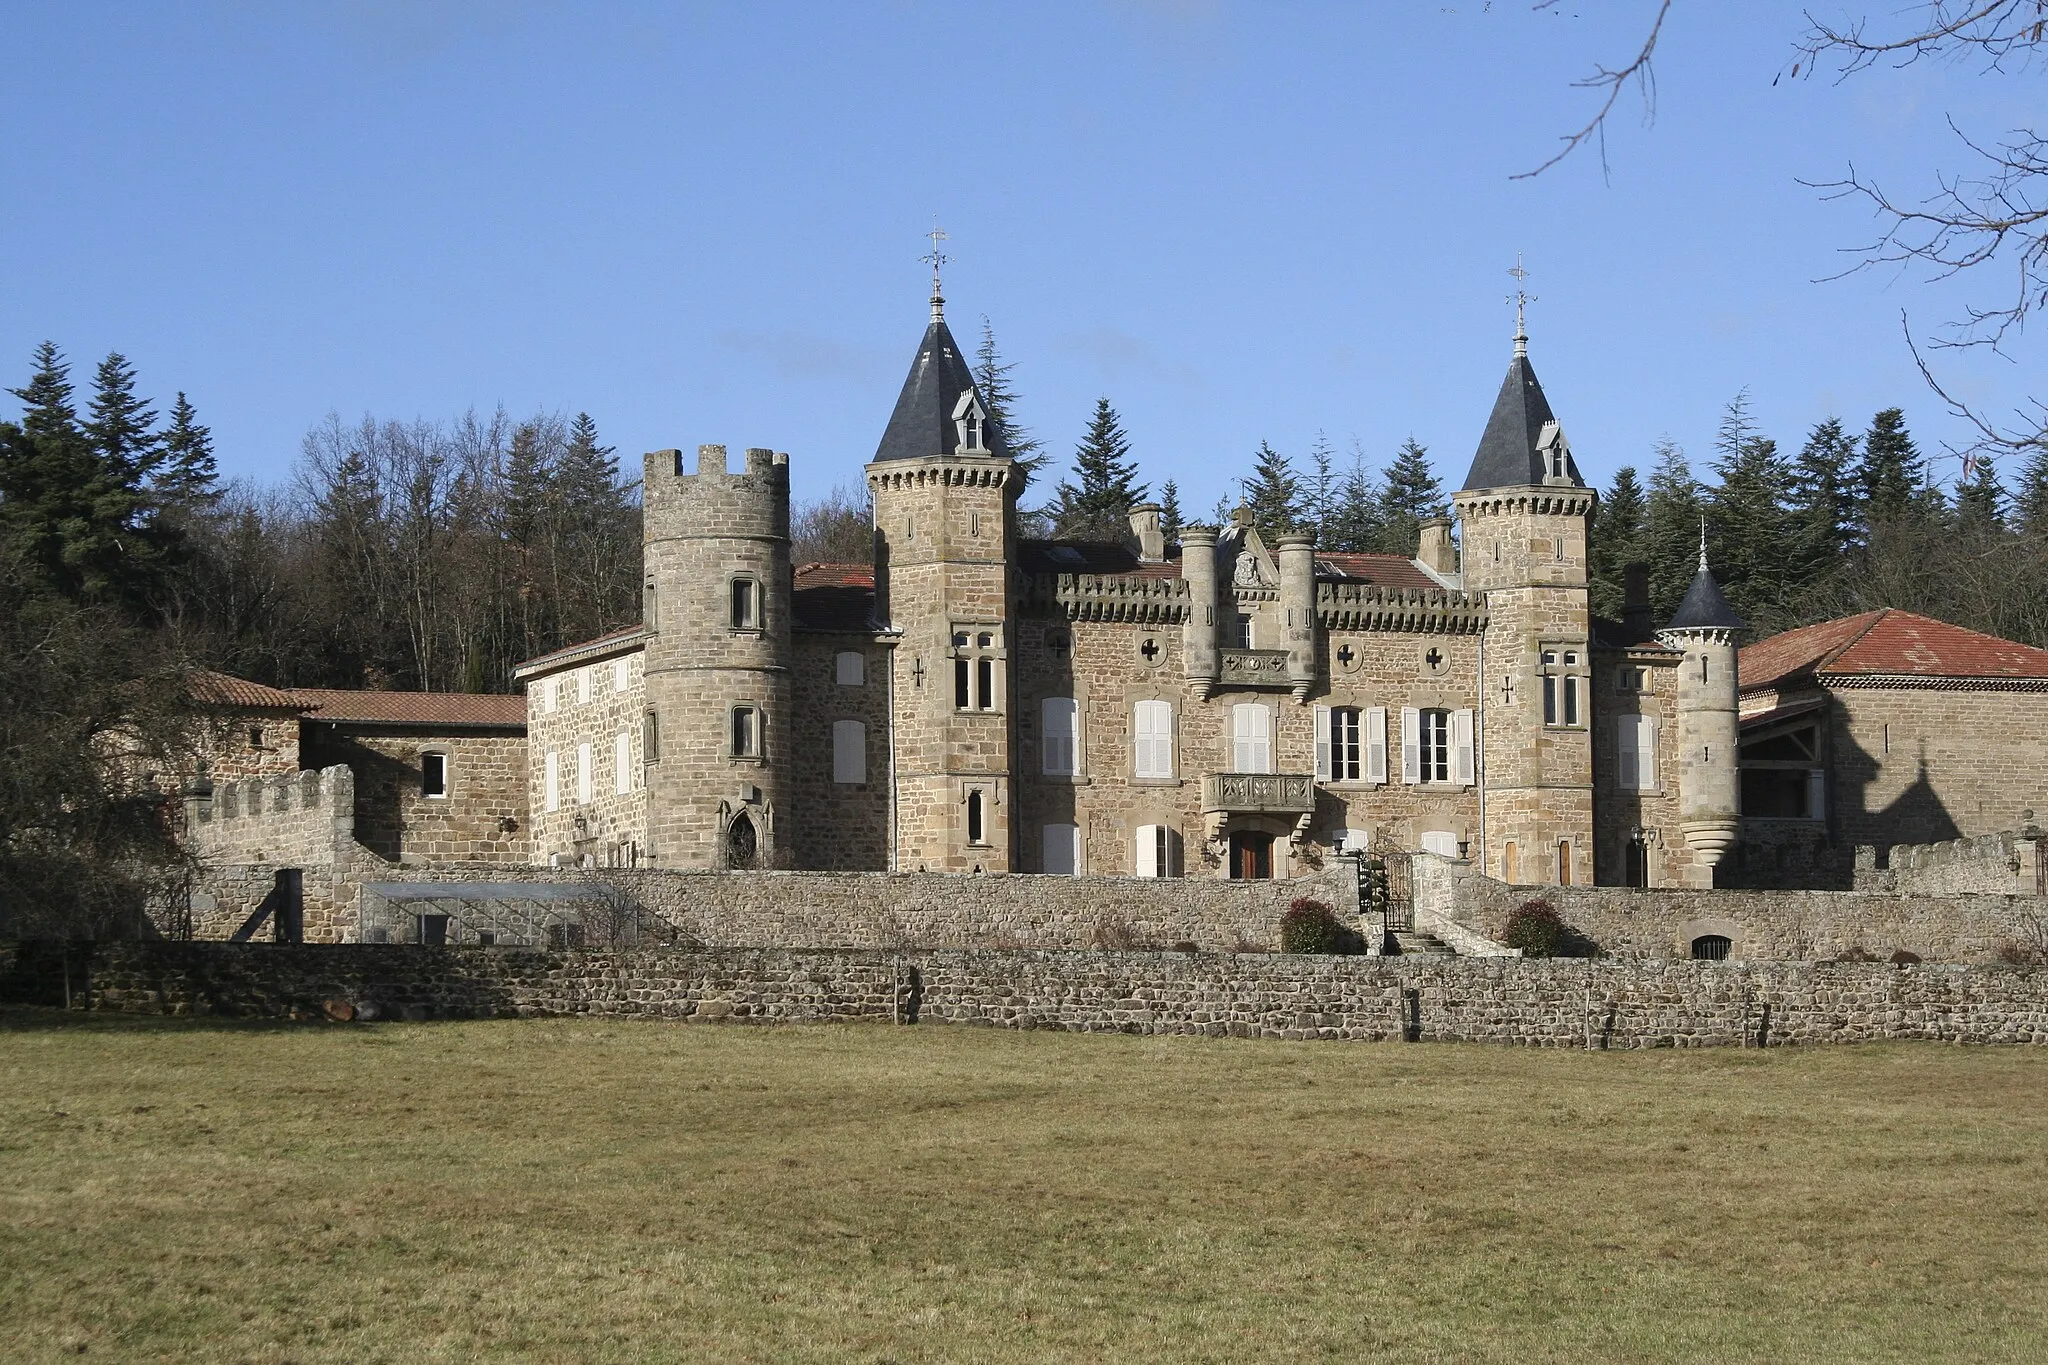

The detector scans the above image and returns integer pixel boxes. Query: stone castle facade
[511,297,1751,890]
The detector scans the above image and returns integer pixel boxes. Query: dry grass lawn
[3,1008,2047,1363]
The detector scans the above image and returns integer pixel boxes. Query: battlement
[1316,582,1488,635]
[643,444,791,539]
[184,763,355,868]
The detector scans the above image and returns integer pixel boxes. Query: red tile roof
[1740,609,2048,690]
[290,688,528,729]
[1314,552,1441,591]
[794,563,877,632]
[189,670,304,711]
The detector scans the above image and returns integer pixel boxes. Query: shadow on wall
[1725,697,1961,891]
[300,734,413,864]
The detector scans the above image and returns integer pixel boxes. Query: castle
[505,286,1749,891]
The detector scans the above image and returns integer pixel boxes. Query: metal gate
[1360,852,1413,933]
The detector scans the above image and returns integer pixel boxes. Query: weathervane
[921,220,950,320]
[1506,253,1534,356]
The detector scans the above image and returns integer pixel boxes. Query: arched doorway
[1227,831,1274,881]
[726,811,758,870]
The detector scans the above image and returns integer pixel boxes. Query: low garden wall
[11,940,2048,1048]
[1414,855,2048,965]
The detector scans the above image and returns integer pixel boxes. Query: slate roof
[1018,540,1178,579]
[1666,565,1746,632]
[290,688,527,729]
[1460,351,1583,492]
[872,313,1007,463]
[189,670,304,711]
[511,624,648,678]
[793,562,878,632]
[1739,609,2048,691]
[1591,615,1680,651]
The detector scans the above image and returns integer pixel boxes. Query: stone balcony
[1218,648,1292,689]
[1200,772,1315,817]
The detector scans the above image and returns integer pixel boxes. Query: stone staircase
[1384,929,1454,957]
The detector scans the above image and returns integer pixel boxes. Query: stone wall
[1416,852,2048,965]
[787,634,891,871]
[523,644,651,867]
[339,860,1364,952]
[1854,829,2047,897]
[182,765,356,937]
[51,941,2048,1048]
[302,727,527,866]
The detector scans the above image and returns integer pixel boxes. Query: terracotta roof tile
[794,563,877,632]
[1740,609,2048,690]
[1313,552,1440,591]
[189,670,304,711]
[794,562,875,589]
[290,688,527,728]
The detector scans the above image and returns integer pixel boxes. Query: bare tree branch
[1514,0,1674,180]
[1798,1,2047,77]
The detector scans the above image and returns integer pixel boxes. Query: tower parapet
[641,443,793,869]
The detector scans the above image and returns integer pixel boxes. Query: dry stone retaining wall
[43,941,2048,1048]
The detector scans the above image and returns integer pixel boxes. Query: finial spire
[1506,253,1533,358]
[1699,516,1709,573]
[921,220,950,322]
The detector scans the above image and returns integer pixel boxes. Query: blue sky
[2,1,2037,515]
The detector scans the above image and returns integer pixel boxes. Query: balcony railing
[1218,648,1292,688]
[1201,771,1314,816]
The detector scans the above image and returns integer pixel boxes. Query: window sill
[1320,780,1386,791]
[1128,776,1182,787]
[728,755,767,766]
[1038,774,1091,785]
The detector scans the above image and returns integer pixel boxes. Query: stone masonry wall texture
[58,941,2048,1049]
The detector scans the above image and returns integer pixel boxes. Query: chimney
[1623,562,1653,633]
[1416,517,1458,575]
[1129,502,1165,562]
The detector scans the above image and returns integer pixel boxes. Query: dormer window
[952,390,988,452]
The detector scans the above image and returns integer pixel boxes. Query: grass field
[4,1011,2047,1364]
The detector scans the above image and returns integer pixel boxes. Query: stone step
[1386,931,1454,957]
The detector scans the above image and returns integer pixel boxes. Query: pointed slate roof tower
[1458,316,1583,492]
[872,279,1007,463]
[1666,536,1746,632]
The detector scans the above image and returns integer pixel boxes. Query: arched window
[726,812,758,870]
[1691,934,1732,962]
[967,789,986,844]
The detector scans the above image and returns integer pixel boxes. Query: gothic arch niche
[716,797,775,871]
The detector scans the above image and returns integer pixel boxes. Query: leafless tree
[792,484,874,565]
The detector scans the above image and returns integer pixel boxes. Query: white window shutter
[544,750,559,812]
[1135,824,1158,877]
[1617,715,1639,790]
[577,741,592,803]
[1400,707,1421,785]
[1640,715,1660,790]
[1366,706,1388,785]
[1807,767,1826,820]
[614,732,631,795]
[832,719,866,784]
[1233,704,1272,774]
[1134,700,1172,779]
[1042,697,1077,776]
[578,668,591,705]
[1452,708,1475,786]
[613,659,629,693]
[1043,823,1078,875]
[1313,706,1332,781]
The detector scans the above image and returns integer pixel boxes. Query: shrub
[1890,949,1923,965]
[1280,898,1346,954]
[1501,900,1566,957]
[1090,915,1141,951]
[1995,940,2043,966]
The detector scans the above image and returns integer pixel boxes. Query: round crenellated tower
[1656,544,1745,886]
[641,443,793,869]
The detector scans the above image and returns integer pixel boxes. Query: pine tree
[1375,437,1448,556]
[1304,432,1339,537]
[1707,413,1797,628]
[8,341,80,441]
[1239,440,1304,542]
[84,352,161,487]
[2016,445,2048,536]
[1319,444,1382,553]
[1788,416,1859,566]
[1588,465,1646,620]
[1641,437,1703,619]
[1050,398,1146,540]
[156,392,221,508]
[554,412,638,641]
[975,319,1047,489]
[1157,479,1183,544]
[1955,454,2007,538]
[1858,407,1925,528]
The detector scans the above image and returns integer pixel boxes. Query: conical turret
[1656,542,1744,884]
